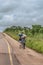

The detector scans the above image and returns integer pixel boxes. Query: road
[0,32,21,65]
[0,32,43,65]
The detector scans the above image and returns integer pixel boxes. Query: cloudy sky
[0,0,43,31]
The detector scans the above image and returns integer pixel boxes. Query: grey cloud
[0,0,43,31]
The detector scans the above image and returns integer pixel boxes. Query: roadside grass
[5,31,19,40]
[26,37,43,53]
[4,30,43,53]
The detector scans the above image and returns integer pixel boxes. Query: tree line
[4,25,43,36]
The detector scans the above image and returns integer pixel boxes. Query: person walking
[18,31,26,49]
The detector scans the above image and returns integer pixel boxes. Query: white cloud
[32,18,37,22]
[3,15,14,22]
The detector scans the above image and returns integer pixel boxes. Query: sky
[0,0,43,31]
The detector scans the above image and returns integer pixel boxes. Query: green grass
[26,37,43,53]
[4,29,43,53]
[5,31,19,40]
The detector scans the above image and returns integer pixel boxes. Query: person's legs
[19,41,22,49]
[23,43,25,49]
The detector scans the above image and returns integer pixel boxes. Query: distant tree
[31,29,35,36]
[32,25,41,33]
[39,27,43,33]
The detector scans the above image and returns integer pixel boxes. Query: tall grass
[4,28,43,53]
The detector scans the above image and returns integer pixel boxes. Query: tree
[32,25,41,33]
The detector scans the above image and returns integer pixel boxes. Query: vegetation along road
[2,25,43,65]
[0,32,43,65]
[4,25,43,53]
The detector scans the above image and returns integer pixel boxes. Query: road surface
[0,32,21,65]
[0,32,43,65]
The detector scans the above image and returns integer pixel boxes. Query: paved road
[0,32,43,65]
[0,33,21,65]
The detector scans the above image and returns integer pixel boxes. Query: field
[4,25,43,53]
